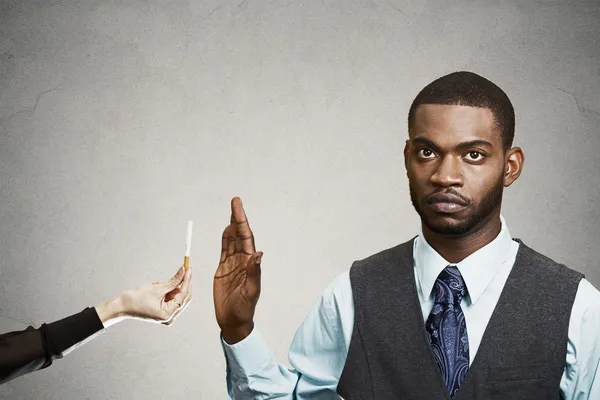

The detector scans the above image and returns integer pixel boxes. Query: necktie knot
[434,265,467,305]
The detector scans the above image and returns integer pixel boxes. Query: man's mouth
[426,192,469,214]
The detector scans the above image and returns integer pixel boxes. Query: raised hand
[213,197,263,344]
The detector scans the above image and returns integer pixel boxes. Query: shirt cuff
[221,327,274,377]
[102,315,129,329]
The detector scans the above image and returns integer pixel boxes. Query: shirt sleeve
[560,278,600,399]
[221,271,354,399]
[0,307,105,384]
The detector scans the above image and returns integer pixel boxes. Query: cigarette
[184,220,193,269]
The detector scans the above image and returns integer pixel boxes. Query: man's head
[404,71,524,237]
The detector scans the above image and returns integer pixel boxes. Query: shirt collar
[414,215,514,305]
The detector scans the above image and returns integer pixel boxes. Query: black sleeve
[0,307,104,384]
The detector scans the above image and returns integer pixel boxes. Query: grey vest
[337,238,583,400]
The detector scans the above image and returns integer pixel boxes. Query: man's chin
[422,215,473,236]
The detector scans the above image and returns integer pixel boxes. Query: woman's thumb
[165,265,186,288]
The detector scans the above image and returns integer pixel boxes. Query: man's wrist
[221,322,254,345]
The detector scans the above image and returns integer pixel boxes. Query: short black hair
[407,71,515,149]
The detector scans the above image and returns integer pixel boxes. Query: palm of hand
[214,197,262,330]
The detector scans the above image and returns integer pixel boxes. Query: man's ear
[504,146,525,187]
[403,139,410,170]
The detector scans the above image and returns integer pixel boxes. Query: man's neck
[422,214,502,264]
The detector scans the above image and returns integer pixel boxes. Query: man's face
[405,104,507,236]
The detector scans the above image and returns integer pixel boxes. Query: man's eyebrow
[410,137,493,151]
[455,139,494,150]
[410,137,439,151]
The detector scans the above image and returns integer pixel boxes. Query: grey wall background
[1,0,599,398]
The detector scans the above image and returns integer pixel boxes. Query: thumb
[245,251,263,288]
[163,265,185,289]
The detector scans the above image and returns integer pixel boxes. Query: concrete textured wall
[1,0,599,398]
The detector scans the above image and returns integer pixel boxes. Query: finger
[221,225,231,257]
[167,265,186,287]
[174,279,192,318]
[164,288,191,318]
[218,228,238,273]
[164,287,180,302]
[179,266,192,295]
[227,226,236,257]
[156,265,185,293]
[164,268,191,313]
[162,297,190,325]
[235,233,255,256]
[164,266,191,299]
[245,251,263,298]
[231,197,256,255]
[231,196,251,235]
[219,225,237,265]
[162,295,192,326]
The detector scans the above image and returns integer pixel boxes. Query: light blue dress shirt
[222,217,600,399]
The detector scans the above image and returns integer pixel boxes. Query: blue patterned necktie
[425,265,470,397]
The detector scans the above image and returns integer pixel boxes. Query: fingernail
[256,253,263,264]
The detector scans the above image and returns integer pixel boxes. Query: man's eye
[418,149,435,158]
[466,151,484,161]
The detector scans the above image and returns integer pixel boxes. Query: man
[213,71,600,399]
[1,264,192,384]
